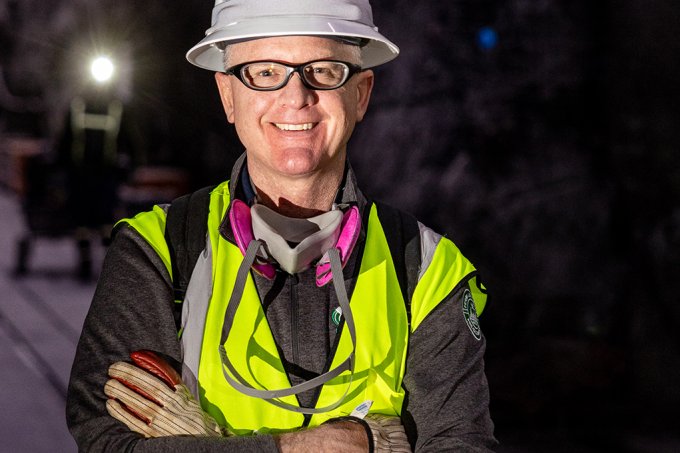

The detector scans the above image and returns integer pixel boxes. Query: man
[66,0,497,451]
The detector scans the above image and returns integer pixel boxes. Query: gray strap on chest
[218,240,357,414]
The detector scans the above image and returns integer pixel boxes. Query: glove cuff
[323,416,374,453]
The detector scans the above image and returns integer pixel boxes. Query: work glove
[364,414,412,453]
[104,350,224,438]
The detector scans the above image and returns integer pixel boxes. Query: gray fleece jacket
[66,157,497,452]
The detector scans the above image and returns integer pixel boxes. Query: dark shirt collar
[221,152,368,241]
[239,161,258,205]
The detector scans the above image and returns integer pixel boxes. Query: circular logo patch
[462,289,482,341]
[331,306,342,328]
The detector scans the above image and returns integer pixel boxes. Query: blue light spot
[477,26,498,51]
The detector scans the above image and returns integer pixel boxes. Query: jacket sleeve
[66,225,278,452]
[401,278,498,452]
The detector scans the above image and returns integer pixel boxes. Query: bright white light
[90,56,115,83]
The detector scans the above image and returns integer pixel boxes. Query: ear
[215,72,235,123]
[354,69,374,122]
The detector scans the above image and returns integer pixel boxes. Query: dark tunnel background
[1,0,679,451]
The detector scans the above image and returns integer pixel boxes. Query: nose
[277,73,316,109]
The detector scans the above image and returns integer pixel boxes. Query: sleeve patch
[462,289,482,341]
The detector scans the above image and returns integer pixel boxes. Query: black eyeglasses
[224,60,363,91]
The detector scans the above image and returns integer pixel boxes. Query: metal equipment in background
[6,54,189,280]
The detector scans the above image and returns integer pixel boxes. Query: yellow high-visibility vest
[121,181,486,434]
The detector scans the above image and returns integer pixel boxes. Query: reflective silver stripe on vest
[180,234,213,401]
[417,221,442,282]
[180,220,443,400]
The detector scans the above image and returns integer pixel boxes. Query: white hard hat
[186,0,399,72]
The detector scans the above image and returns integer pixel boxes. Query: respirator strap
[219,242,356,414]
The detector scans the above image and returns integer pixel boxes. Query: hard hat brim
[186,16,399,72]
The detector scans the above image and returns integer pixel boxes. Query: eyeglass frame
[224,59,364,92]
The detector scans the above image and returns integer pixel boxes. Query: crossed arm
[66,226,496,452]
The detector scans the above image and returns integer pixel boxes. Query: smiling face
[215,36,374,184]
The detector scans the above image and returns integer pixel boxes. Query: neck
[247,162,344,219]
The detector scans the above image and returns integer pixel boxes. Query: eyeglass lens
[241,61,350,90]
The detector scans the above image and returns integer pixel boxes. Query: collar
[220,152,369,244]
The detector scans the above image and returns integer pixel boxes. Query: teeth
[275,123,314,131]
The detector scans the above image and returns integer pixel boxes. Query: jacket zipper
[290,273,299,365]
